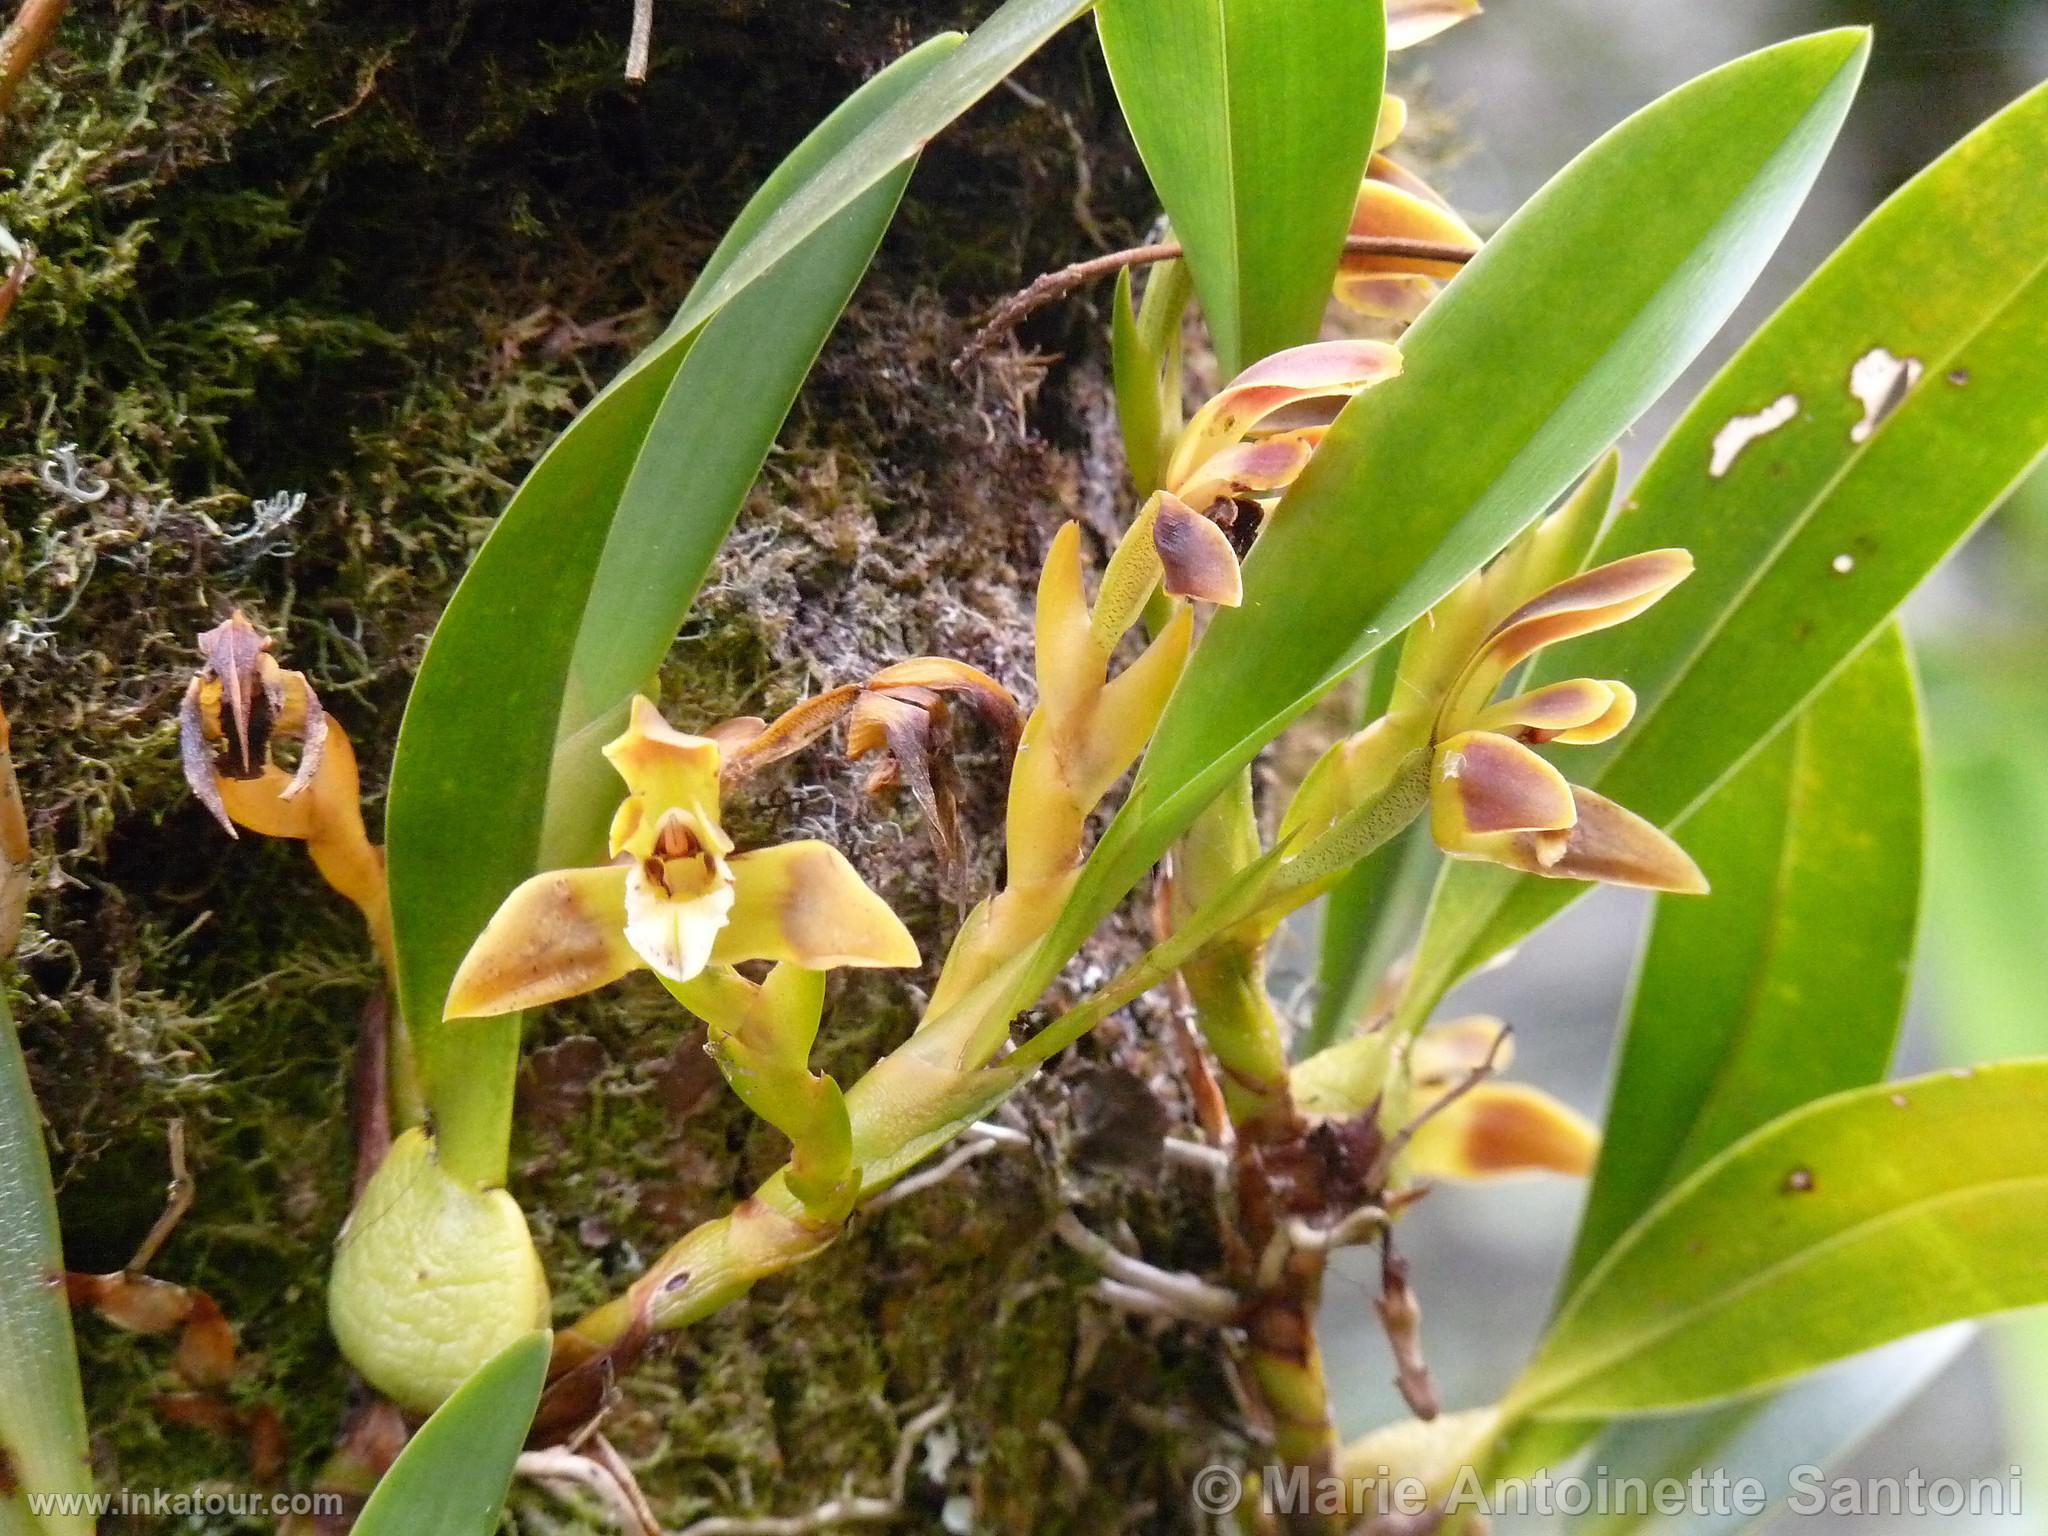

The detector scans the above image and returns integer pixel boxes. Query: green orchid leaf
[1,995,92,1536]
[1111,268,1168,499]
[1096,0,1385,376]
[1401,77,2048,1029]
[1566,625,1922,1289]
[1566,1326,1971,1536]
[352,1331,550,1536]
[661,0,1092,343]
[385,42,944,1188]
[1030,30,1868,1014]
[1508,1061,2048,1421]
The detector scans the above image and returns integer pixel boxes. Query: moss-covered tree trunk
[2,2,1253,1530]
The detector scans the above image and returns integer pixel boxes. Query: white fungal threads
[1709,393,1800,477]
[1849,347,1923,444]
[1832,554,1855,574]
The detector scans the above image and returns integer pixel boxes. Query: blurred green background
[1311,3,2048,1531]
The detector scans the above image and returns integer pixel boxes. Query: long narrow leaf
[1566,625,1922,1287]
[385,44,943,1186]
[0,996,91,1536]
[1097,0,1385,375]
[1508,1061,2048,1420]
[1401,77,2048,1027]
[352,1331,550,1536]
[1031,30,1869,1005]
[1566,1326,1971,1536]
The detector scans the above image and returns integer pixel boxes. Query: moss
[0,0,1246,1528]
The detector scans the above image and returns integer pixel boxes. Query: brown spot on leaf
[1783,1167,1815,1194]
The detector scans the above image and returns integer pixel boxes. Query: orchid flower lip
[445,692,920,1020]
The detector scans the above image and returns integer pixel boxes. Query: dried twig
[955,234,1475,369]
[1367,1023,1510,1189]
[0,0,68,118]
[1375,1242,1438,1421]
[129,1119,193,1274]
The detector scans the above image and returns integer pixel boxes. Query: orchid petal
[1492,785,1709,893]
[1166,341,1402,491]
[623,840,737,983]
[1174,434,1319,513]
[445,863,639,1018]
[1431,731,1577,848]
[718,686,858,783]
[1550,679,1636,745]
[1374,93,1408,151]
[869,656,1024,753]
[1405,1082,1598,1181]
[1445,549,1692,725]
[603,695,725,838]
[1153,495,1244,607]
[1409,1015,1516,1089]
[1479,549,1694,673]
[1386,0,1482,51]
[715,841,919,970]
[1469,678,1627,741]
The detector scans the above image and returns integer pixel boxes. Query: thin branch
[956,234,1475,368]
[127,1119,192,1274]
[0,0,67,119]
[1367,1023,1510,1189]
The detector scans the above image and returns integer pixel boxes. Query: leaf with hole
[1400,77,2048,1029]
[1026,30,1870,1015]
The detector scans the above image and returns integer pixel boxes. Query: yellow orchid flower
[1091,340,1403,635]
[1292,1016,1594,1183]
[1422,549,1707,892]
[1284,479,1705,896]
[446,695,917,1019]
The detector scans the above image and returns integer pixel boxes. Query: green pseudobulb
[329,1127,551,1413]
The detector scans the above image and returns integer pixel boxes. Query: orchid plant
[8,1,2047,1534]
